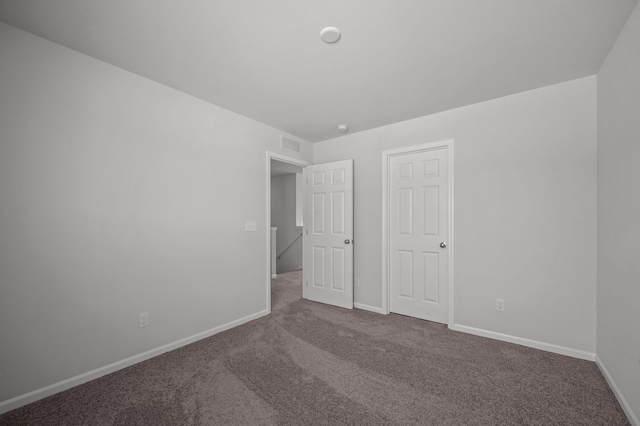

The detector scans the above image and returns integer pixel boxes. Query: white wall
[597,2,640,422]
[0,22,312,404]
[314,76,597,354]
[270,174,302,273]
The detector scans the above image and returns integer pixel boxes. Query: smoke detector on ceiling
[337,124,349,133]
[320,27,341,44]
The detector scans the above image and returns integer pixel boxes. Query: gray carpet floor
[0,270,630,425]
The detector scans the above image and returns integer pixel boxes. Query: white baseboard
[354,303,383,314]
[271,274,277,279]
[0,309,269,415]
[596,355,639,426]
[450,324,595,361]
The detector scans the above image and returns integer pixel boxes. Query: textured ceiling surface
[0,0,637,142]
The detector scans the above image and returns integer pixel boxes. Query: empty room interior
[1,1,639,425]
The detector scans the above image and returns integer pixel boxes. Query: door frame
[265,152,310,314]
[381,140,455,327]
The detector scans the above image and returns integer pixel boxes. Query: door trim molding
[381,140,455,327]
[266,152,309,313]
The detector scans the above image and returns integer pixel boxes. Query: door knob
[344,239,351,245]
[440,242,447,248]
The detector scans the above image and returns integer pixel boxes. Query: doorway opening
[265,152,309,313]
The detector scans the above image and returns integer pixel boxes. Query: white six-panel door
[303,159,354,309]
[389,148,449,323]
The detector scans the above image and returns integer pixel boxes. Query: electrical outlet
[139,312,149,328]
[355,278,360,288]
[245,221,257,232]
[496,299,505,312]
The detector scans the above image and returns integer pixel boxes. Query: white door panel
[303,159,354,309]
[390,148,449,323]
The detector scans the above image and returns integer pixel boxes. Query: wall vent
[281,136,300,153]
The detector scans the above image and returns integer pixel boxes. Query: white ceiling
[0,0,636,142]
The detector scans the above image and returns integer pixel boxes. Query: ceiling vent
[281,136,300,153]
